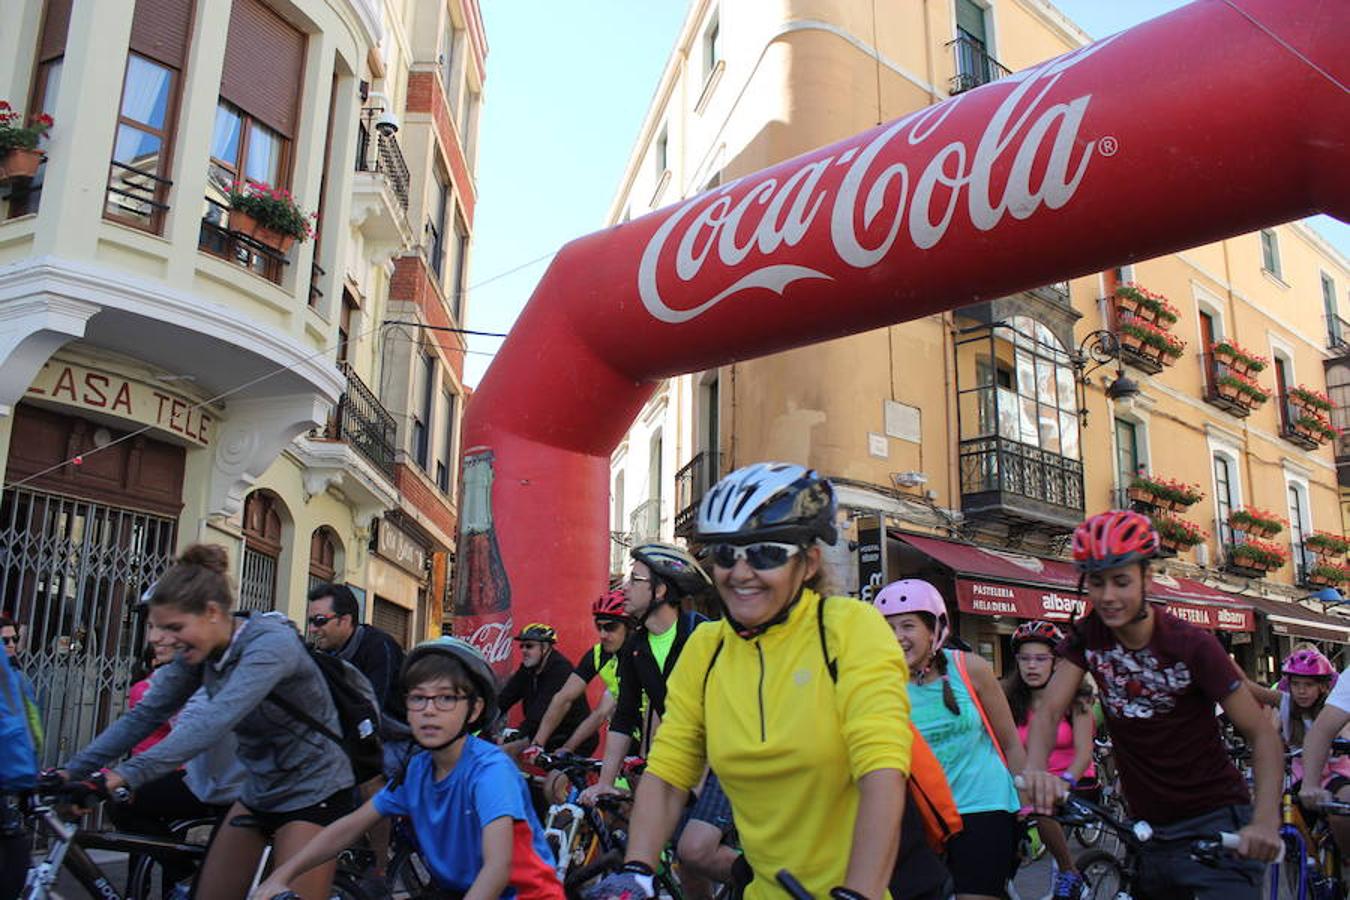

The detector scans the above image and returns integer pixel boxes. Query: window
[461,89,481,167]
[441,23,459,99]
[1273,355,1293,432]
[1115,418,1140,490]
[703,11,721,83]
[240,490,283,612]
[1287,482,1309,580]
[413,352,435,469]
[953,0,995,90]
[7,0,68,219]
[449,213,469,321]
[435,389,456,493]
[201,101,288,277]
[1324,273,1343,347]
[655,127,668,176]
[104,0,194,231]
[308,526,340,591]
[1259,228,1281,279]
[1198,310,1218,393]
[428,172,449,279]
[1213,454,1235,544]
[337,289,358,364]
[648,429,663,507]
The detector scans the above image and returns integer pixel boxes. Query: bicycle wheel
[1075,850,1126,900]
[388,844,434,897]
[331,869,375,900]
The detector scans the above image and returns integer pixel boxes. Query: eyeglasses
[1016,653,1054,664]
[596,621,625,633]
[406,693,471,711]
[308,614,339,628]
[709,542,802,571]
[0,637,16,646]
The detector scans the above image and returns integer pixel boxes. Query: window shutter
[130,0,194,70]
[38,0,73,61]
[956,0,986,43]
[220,0,305,137]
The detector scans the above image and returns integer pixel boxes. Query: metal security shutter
[38,0,73,62]
[220,0,305,137]
[372,597,411,649]
[130,0,194,70]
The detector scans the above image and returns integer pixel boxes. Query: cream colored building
[606,0,1350,680]
[0,0,481,765]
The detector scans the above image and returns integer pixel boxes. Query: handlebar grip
[775,870,814,900]
[1219,832,1240,850]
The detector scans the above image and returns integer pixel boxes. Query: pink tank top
[1017,708,1095,780]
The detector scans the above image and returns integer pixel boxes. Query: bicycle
[535,752,650,895]
[1266,740,1350,900]
[1056,794,1250,900]
[1073,737,1125,851]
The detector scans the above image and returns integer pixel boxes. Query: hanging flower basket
[1305,531,1350,558]
[226,180,315,255]
[1152,514,1207,552]
[1289,385,1334,414]
[230,209,296,254]
[1305,564,1350,587]
[1229,507,1284,539]
[1127,484,1156,504]
[0,146,43,182]
[1229,538,1288,573]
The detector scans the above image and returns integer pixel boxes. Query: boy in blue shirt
[255,638,563,900]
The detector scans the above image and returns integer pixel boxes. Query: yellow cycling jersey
[646,588,912,900]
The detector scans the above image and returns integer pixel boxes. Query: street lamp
[1074,329,1140,427]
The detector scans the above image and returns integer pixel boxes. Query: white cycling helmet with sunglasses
[695,463,838,636]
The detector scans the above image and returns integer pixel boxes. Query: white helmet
[695,462,837,546]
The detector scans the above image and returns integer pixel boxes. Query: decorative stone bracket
[208,394,332,519]
[0,296,100,417]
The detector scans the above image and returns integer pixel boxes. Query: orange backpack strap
[906,724,963,851]
[953,650,1008,766]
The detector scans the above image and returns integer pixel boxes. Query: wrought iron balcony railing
[958,436,1084,529]
[1327,314,1350,353]
[325,362,397,479]
[198,197,288,284]
[674,451,722,537]
[630,499,661,544]
[355,112,411,212]
[104,159,172,232]
[947,34,1012,94]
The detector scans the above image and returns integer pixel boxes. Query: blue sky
[463,0,1348,385]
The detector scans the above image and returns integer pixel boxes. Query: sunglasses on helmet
[709,542,802,571]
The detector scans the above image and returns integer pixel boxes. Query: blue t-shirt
[373,736,560,899]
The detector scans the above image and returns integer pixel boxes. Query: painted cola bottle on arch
[451,448,514,669]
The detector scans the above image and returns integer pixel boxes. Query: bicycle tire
[388,844,434,897]
[1075,849,1127,900]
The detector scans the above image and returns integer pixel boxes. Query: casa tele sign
[956,580,1254,632]
[25,360,212,447]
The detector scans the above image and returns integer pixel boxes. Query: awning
[894,531,1255,632]
[1244,595,1350,644]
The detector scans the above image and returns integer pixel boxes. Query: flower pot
[1213,347,1237,366]
[1159,535,1183,553]
[1216,382,1242,401]
[1126,486,1155,504]
[1167,498,1188,512]
[230,209,296,255]
[1116,296,1141,316]
[1120,332,1146,351]
[0,147,43,183]
[1307,572,1335,587]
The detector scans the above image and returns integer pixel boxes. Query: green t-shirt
[647,621,678,674]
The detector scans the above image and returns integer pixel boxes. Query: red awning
[1243,595,1350,644]
[894,532,1255,632]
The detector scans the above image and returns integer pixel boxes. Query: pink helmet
[1282,648,1337,679]
[873,579,949,649]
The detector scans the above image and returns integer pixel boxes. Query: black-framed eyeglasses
[596,620,625,633]
[709,542,802,571]
[308,614,338,628]
[406,693,471,711]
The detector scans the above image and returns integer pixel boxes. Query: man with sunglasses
[0,617,36,716]
[498,623,598,759]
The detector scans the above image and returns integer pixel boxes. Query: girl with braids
[874,579,1023,900]
[1002,620,1093,900]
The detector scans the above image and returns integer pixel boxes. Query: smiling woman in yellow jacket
[589,463,912,900]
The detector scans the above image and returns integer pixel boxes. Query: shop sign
[955,579,1254,632]
[25,359,211,446]
[377,518,428,577]
[855,515,885,603]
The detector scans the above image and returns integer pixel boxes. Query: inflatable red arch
[452,0,1349,669]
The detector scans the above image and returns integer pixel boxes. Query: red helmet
[592,588,628,622]
[1011,620,1064,652]
[1072,510,1160,573]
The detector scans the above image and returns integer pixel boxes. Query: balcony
[610,531,631,575]
[1201,352,1253,418]
[947,35,1012,94]
[1327,314,1350,355]
[326,362,397,479]
[630,499,661,544]
[674,450,722,538]
[958,436,1084,532]
[1277,394,1323,451]
[351,111,415,258]
[198,197,287,284]
[103,159,171,233]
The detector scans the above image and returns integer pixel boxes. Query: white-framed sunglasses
[709,542,802,571]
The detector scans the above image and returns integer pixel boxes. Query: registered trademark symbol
[1099,135,1119,156]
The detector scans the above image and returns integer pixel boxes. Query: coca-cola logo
[638,37,1120,324]
[467,618,515,665]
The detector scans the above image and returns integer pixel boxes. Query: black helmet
[629,542,712,598]
[695,462,837,546]
[402,637,497,729]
